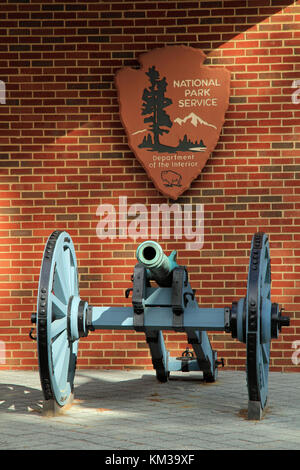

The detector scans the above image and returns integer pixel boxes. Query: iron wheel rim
[246,232,271,411]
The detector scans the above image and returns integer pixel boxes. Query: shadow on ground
[0,371,227,417]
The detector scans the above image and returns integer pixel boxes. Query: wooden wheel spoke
[50,293,67,320]
[51,317,67,340]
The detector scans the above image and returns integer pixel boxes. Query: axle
[88,305,227,331]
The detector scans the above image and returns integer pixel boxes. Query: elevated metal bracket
[132,263,148,331]
[171,266,187,331]
[224,306,231,333]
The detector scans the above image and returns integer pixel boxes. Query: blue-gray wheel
[37,231,88,407]
[246,232,271,418]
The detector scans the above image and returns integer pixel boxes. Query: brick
[0,1,298,373]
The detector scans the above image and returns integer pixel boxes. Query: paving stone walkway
[0,369,299,450]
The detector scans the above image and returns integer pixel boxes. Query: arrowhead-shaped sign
[116,46,230,199]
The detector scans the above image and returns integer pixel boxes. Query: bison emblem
[161,170,182,187]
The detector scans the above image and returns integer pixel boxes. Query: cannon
[30,231,289,419]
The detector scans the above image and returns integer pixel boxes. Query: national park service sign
[116,46,230,199]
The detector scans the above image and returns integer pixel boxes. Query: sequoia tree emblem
[140,65,173,149]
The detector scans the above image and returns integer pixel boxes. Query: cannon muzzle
[136,240,178,287]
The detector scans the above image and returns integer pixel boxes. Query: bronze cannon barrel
[136,240,178,287]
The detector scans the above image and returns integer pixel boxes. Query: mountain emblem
[116,45,230,199]
[174,112,217,130]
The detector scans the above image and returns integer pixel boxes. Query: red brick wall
[0,0,299,371]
